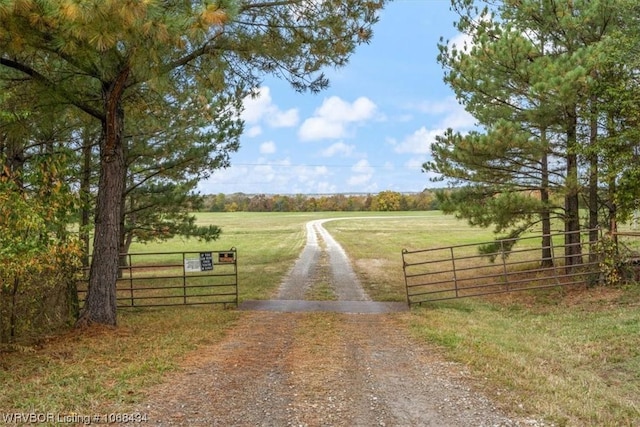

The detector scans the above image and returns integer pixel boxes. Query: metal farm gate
[402,230,603,306]
[78,249,238,308]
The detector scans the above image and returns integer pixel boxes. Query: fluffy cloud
[260,141,276,154]
[268,109,299,128]
[197,158,337,194]
[245,126,262,138]
[347,159,374,188]
[241,87,299,133]
[351,159,374,174]
[447,31,473,53]
[413,97,476,129]
[405,157,426,171]
[393,127,443,155]
[391,97,476,155]
[299,96,377,141]
[321,142,356,158]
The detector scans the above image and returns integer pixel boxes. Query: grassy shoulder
[405,286,640,426]
[0,308,239,414]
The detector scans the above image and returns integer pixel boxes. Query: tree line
[203,191,439,212]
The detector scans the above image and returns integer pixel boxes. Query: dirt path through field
[127,219,534,426]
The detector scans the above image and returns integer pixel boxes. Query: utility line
[231,162,398,169]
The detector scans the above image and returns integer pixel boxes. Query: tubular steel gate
[402,229,603,306]
[78,249,238,308]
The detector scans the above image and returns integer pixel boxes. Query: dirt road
[129,219,539,426]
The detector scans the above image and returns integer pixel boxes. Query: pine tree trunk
[80,132,93,269]
[564,108,582,271]
[588,100,599,263]
[118,141,131,279]
[77,69,130,327]
[540,129,553,267]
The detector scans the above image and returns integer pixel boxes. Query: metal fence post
[450,247,459,298]
[500,240,509,291]
[402,249,411,306]
[182,252,187,304]
[128,253,134,307]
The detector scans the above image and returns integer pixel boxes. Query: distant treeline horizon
[202,190,440,212]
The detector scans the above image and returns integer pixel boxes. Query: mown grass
[2,211,639,426]
[322,211,486,301]
[405,288,640,426]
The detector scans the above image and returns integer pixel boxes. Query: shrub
[0,176,81,344]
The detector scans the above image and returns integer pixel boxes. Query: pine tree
[429,0,623,267]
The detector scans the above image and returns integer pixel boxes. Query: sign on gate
[219,251,235,263]
[78,248,238,308]
[200,252,214,271]
[185,252,214,272]
[184,257,201,272]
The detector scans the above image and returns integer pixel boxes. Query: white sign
[184,258,201,272]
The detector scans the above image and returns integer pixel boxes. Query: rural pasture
[1,211,639,426]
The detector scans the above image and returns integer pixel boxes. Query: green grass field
[1,211,639,426]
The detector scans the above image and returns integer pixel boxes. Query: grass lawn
[1,211,639,426]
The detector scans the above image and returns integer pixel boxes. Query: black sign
[199,252,213,271]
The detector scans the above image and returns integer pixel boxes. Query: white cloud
[241,86,299,131]
[348,174,372,187]
[299,118,345,140]
[241,89,270,124]
[312,181,337,194]
[321,142,355,158]
[442,107,476,129]
[260,141,276,154]
[299,96,377,141]
[405,97,476,132]
[268,109,299,128]
[198,158,338,194]
[393,127,443,155]
[391,97,476,155]
[347,159,374,188]
[352,159,374,174]
[318,96,377,122]
[246,125,262,137]
[289,165,334,194]
[414,98,459,115]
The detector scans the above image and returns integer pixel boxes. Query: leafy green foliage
[373,191,403,211]
[0,157,82,344]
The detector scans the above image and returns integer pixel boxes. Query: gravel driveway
[127,219,542,426]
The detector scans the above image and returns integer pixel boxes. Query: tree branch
[0,57,104,120]
[240,0,298,12]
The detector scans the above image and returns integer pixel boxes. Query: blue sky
[198,0,475,195]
